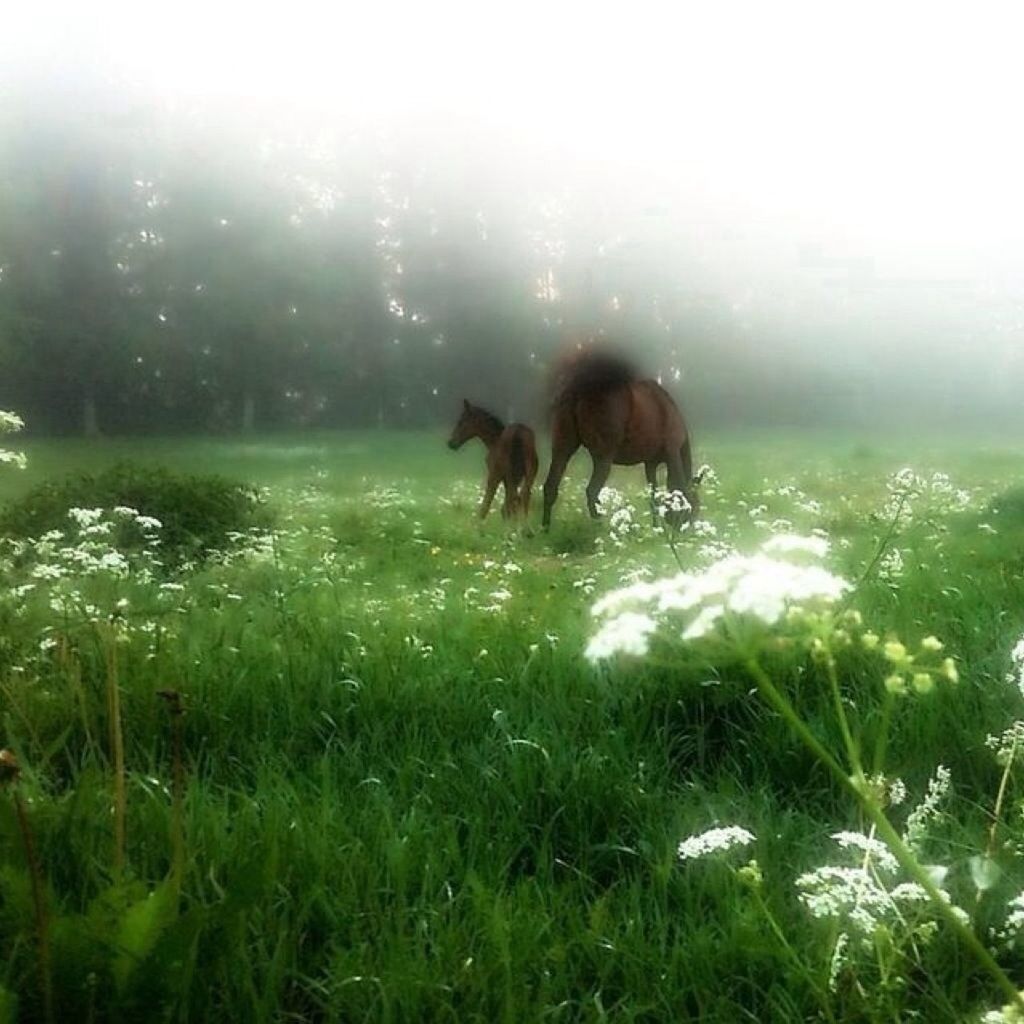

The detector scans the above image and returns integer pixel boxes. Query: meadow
[3,427,1024,1022]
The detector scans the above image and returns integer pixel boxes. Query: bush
[0,462,270,565]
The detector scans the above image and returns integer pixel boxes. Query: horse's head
[447,399,477,450]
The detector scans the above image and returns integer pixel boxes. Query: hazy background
[2,1,1022,436]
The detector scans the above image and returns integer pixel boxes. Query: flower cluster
[1007,636,1024,700]
[677,825,756,861]
[797,827,966,953]
[874,635,959,696]
[586,534,848,661]
[0,409,26,470]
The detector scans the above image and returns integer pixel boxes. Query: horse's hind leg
[645,461,660,525]
[586,454,613,519]
[666,449,694,528]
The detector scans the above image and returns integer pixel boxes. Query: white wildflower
[904,765,951,852]
[1009,636,1024,700]
[987,721,1024,767]
[0,410,25,434]
[586,612,658,661]
[677,825,755,861]
[68,507,105,527]
[995,891,1024,949]
[827,932,849,992]
[830,831,899,873]
[587,536,848,653]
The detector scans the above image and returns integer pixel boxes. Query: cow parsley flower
[587,536,849,659]
[585,611,658,661]
[677,825,756,861]
[904,765,951,852]
[830,830,899,872]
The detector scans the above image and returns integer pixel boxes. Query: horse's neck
[476,422,503,447]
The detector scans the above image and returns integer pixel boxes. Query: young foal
[448,401,539,521]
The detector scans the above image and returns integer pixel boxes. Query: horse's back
[569,379,685,465]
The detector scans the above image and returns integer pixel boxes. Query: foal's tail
[508,431,526,482]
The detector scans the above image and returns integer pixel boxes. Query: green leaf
[112,879,178,994]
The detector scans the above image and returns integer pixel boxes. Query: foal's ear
[462,399,470,411]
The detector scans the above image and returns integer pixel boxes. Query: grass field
[3,429,1024,1022]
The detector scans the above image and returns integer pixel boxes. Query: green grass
[3,430,1024,1022]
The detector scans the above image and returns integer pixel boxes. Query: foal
[448,400,539,521]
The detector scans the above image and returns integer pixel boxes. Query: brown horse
[448,400,539,520]
[542,349,700,528]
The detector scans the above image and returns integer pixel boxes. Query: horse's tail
[550,346,636,410]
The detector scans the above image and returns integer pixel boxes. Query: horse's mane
[550,346,638,409]
[470,405,505,434]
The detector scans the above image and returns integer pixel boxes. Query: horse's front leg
[542,443,577,529]
[645,461,659,526]
[585,455,613,519]
[479,474,499,519]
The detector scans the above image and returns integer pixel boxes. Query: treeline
[2,78,1022,436]
[0,83,745,438]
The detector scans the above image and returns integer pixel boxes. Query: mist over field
[6,7,1024,1024]
[4,3,1024,437]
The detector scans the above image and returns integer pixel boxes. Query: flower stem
[824,651,863,778]
[871,690,896,777]
[751,885,837,1023]
[855,492,907,591]
[745,655,1024,1013]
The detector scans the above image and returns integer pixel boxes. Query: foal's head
[447,400,501,449]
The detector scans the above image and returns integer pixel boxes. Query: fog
[3,1,1023,435]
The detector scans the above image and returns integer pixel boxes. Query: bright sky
[5,1,1024,281]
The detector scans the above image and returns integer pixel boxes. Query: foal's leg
[479,474,499,519]
[542,440,579,529]
[585,454,613,519]
[645,461,660,525]
[501,475,517,519]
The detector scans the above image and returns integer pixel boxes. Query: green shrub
[0,462,270,565]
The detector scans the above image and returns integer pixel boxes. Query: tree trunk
[83,394,100,437]
[241,392,256,433]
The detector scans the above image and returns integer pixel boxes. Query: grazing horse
[542,349,700,528]
[448,400,539,521]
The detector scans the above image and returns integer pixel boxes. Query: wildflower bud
[920,635,944,653]
[862,632,880,650]
[912,672,935,695]
[884,673,907,695]
[843,610,863,628]
[941,658,959,684]
[737,859,763,890]
[810,639,829,664]
[883,641,907,663]
[833,629,851,648]
[0,749,20,786]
